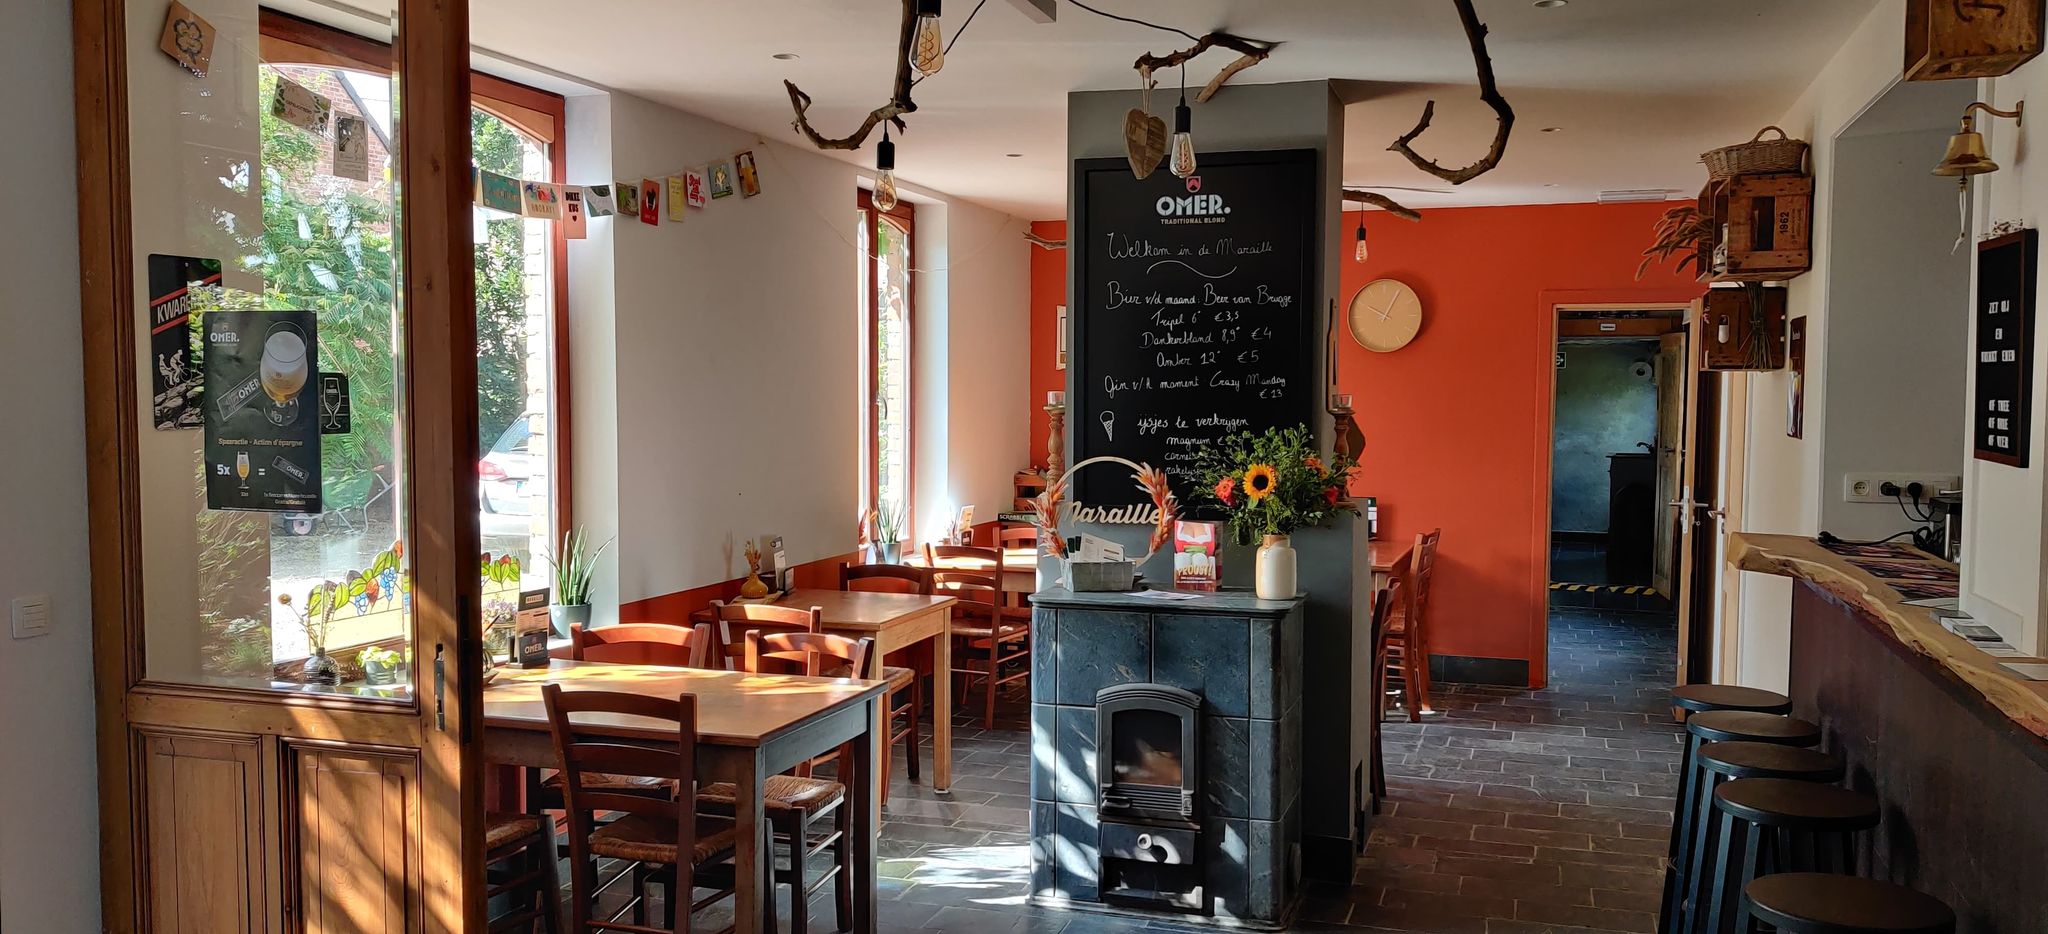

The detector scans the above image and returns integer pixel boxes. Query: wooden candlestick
[1331,407,1357,464]
[1045,403,1067,483]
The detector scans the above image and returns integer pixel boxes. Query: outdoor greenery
[1196,424,1360,545]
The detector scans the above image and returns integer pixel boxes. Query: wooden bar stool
[1700,779,1881,934]
[1742,874,1955,934]
[1663,711,1822,934]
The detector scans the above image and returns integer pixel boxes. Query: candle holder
[1329,403,1363,506]
[1045,403,1067,483]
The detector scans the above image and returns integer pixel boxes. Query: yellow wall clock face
[1348,278,1424,353]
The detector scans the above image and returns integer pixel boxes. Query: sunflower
[1243,464,1279,502]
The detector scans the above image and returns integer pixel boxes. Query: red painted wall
[1029,220,1068,469]
[1029,201,1704,683]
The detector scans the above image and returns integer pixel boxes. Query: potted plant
[357,645,404,686]
[279,580,343,685]
[872,503,907,564]
[549,526,612,639]
[1195,424,1360,599]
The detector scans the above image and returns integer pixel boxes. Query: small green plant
[357,645,402,669]
[550,526,613,606]
[279,580,343,659]
[873,503,906,545]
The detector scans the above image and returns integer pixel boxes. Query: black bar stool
[1742,873,1955,934]
[1661,710,1819,934]
[1699,779,1880,934]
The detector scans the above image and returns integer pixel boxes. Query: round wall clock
[1348,278,1424,353]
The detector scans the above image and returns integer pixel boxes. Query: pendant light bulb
[909,0,945,78]
[1169,96,1197,179]
[873,129,899,212]
[1354,217,1369,263]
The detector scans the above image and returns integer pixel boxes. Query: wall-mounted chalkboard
[1974,229,2035,468]
[1070,149,1319,506]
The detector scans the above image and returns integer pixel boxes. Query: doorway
[1547,310,1688,615]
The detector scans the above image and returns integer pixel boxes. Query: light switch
[11,594,51,639]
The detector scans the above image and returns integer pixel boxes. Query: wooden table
[906,547,1039,596]
[694,589,959,792]
[483,660,889,934]
[1373,541,1413,594]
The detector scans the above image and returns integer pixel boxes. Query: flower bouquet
[1195,424,1359,598]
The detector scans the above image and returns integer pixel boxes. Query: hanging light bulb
[909,0,945,78]
[1354,214,1369,263]
[873,127,899,212]
[1169,71,1197,179]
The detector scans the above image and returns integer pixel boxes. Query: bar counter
[1732,532,2048,932]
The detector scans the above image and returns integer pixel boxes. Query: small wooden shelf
[1696,172,1813,283]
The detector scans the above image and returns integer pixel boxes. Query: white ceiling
[468,0,1882,219]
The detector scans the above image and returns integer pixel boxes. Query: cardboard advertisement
[204,310,321,513]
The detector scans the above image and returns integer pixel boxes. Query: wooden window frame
[260,9,574,541]
[857,188,916,535]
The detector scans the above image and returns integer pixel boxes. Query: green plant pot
[878,542,903,564]
[550,603,591,639]
[363,659,398,686]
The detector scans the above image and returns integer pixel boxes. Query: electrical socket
[1842,473,1961,505]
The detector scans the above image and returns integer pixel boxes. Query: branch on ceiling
[1024,230,1068,250]
[1387,0,1515,186]
[785,0,919,150]
[1132,32,1275,103]
[1343,189,1423,223]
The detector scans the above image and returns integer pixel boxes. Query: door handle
[433,644,447,732]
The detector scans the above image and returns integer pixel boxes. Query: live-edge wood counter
[1731,532,2048,932]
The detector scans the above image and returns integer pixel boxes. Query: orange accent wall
[1028,201,1705,684]
[1029,220,1068,469]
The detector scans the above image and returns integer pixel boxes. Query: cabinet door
[294,745,422,933]
[142,731,270,934]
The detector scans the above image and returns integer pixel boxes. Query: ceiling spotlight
[1532,0,1568,8]
[772,52,801,61]
[1005,153,1024,158]
[1541,126,1563,133]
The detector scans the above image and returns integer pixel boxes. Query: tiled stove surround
[1027,588,1306,928]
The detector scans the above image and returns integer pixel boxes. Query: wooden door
[72,0,483,930]
[1652,332,1686,598]
[1671,302,1725,693]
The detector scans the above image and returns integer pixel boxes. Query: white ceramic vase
[1255,534,1297,600]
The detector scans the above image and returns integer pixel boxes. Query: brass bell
[1934,101,2024,177]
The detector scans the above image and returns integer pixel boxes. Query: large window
[859,192,915,535]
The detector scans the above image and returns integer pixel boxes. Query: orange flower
[1304,455,1327,476]
[1214,475,1237,506]
[1244,464,1278,502]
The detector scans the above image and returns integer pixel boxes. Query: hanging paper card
[581,184,615,217]
[736,151,762,197]
[614,181,640,218]
[666,176,688,222]
[147,254,221,431]
[521,181,562,220]
[478,170,522,215]
[204,310,322,513]
[708,160,737,199]
[332,114,371,181]
[270,77,332,135]
[640,179,661,226]
[561,188,589,239]
[159,1,216,78]
[684,169,708,208]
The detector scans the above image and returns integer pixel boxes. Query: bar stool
[1742,874,1955,934]
[1697,779,1880,934]
[1662,710,1820,934]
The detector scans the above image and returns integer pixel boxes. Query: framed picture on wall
[1787,316,1806,439]
[1056,305,1068,370]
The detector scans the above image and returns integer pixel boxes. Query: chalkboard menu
[1071,149,1319,505]
[1974,229,2035,467]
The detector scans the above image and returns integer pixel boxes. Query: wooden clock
[1348,278,1424,352]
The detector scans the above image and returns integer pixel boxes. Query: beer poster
[204,310,322,513]
[147,253,220,430]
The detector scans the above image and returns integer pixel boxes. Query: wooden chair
[483,812,562,933]
[1366,581,1401,818]
[997,525,1038,550]
[838,563,927,799]
[541,683,739,934]
[1379,529,1441,722]
[929,544,1030,729]
[699,631,874,934]
[708,600,821,673]
[570,622,714,669]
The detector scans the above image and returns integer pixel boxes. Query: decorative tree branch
[1132,33,1275,103]
[1387,0,1515,185]
[1343,189,1423,223]
[785,0,920,150]
[1024,230,1068,250]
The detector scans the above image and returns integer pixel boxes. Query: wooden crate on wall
[1907,0,2045,80]
[1700,174,1813,283]
[1699,286,1789,372]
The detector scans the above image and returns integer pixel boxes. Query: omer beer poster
[205,310,322,512]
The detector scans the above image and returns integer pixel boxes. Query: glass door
[73,0,483,929]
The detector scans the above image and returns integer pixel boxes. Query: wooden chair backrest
[1410,529,1442,624]
[838,561,931,595]
[541,683,697,862]
[997,526,1038,549]
[570,622,712,668]
[709,600,820,671]
[743,631,874,680]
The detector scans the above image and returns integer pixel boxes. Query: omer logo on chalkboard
[1155,193,1232,220]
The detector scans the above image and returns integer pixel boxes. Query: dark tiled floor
[566,606,1679,933]
[1549,541,1614,586]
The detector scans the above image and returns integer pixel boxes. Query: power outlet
[11,594,52,639]
[1842,473,1961,505]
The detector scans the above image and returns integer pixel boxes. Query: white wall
[0,0,102,928]
[568,91,1028,614]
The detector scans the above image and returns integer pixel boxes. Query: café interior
[12,0,2048,932]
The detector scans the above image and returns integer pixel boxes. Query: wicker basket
[1702,126,1808,179]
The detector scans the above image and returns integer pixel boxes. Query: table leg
[733,749,769,933]
[851,697,881,933]
[932,609,953,793]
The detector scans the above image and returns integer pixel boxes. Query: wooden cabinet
[1698,287,1789,372]
[1907,0,2045,80]
[140,731,272,934]
[293,745,423,934]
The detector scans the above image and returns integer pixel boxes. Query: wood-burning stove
[1096,683,1203,910]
